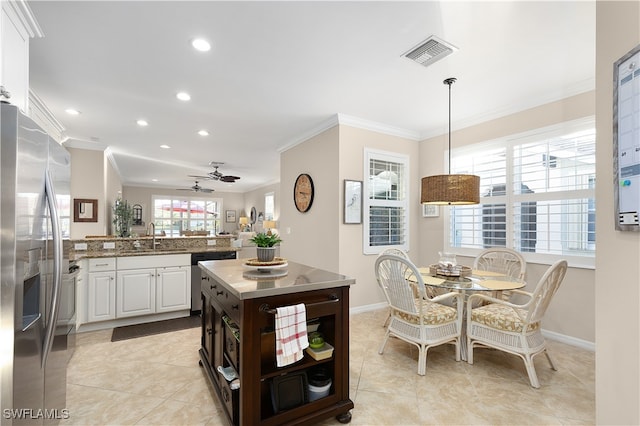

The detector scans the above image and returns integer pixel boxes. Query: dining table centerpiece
[250,232,283,262]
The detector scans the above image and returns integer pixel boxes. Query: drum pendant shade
[421,78,480,205]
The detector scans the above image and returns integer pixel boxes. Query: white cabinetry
[116,254,190,318]
[156,266,190,313]
[87,258,116,323]
[0,0,42,112]
[116,268,155,318]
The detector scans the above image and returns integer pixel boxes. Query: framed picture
[422,204,440,218]
[74,198,98,222]
[225,210,236,223]
[344,180,362,224]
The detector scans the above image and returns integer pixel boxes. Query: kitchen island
[199,258,355,425]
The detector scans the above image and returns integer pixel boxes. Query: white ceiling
[28,1,595,193]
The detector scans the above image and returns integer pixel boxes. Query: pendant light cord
[444,77,456,175]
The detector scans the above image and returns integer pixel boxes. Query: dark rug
[111,315,201,342]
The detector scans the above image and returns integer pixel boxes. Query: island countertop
[199,258,355,300]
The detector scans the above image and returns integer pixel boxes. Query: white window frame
[363,148,409,255]
[151,195,222,237]
[265,192,275,221]
[444,117,596,268]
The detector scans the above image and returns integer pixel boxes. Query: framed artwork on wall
[422,204,440,218]
[344,180,362,224]
[74,198,98,222]
[225,210,236,223]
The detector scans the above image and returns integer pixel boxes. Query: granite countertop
[199,258,355,300]
[72,246,239,260]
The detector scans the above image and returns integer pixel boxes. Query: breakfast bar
[198,258,355,425]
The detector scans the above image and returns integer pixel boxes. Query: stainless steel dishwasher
[191,251,236,314]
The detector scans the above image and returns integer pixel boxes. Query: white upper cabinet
[0,0,42,113]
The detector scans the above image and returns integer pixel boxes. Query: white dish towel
[275,303,309,367]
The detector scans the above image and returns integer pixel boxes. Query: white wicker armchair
[473,248,527,301]
[377,248,410,328]
[375,254,463,376]
[466,259,568,388]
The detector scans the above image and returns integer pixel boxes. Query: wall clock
[293,173,314,213]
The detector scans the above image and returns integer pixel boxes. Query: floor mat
[111,315,201,342]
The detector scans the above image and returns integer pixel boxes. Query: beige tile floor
[62,309,595,425]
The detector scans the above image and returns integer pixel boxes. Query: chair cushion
[396,300,457,325]
[471,303,540,332]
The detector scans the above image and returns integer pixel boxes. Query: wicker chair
[473,248,527,300]
[377,249,410,327]
[375,254,463,375]
[466,259,568,388]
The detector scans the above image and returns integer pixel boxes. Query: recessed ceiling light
[198,130,209,136]
[152,179,158,182]
[191,38,211,52]
[160,144,171,149]
[65,108,80,115]
[176,92,191,101]
[137,119,148,126]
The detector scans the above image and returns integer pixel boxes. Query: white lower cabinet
[156,266,190,313]
[87,258,117,323]
[84,254,190,324]
[117,268,156,318]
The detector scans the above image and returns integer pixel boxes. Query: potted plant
[250,232,282,262]
[113,197,134,238]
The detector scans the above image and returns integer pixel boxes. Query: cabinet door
[155,266,189,313]
[116,268,155,318]
[87,271,116,322]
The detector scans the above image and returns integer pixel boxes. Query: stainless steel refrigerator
[1,102,71,425]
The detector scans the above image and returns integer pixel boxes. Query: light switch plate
[207,239,217,246]
[74,243,88,250]
[103,242,116,249]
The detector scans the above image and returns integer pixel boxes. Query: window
[446,118,595,266]
[152,196,221,236]
[363,148,409,254]
[265,192,275,221]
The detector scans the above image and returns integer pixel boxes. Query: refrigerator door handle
[42,169,63,368]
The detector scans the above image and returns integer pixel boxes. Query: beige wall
[417,92,596,344]
[337,125,420,308]
[595,2,640,423]
[68,147,113,238]
[280,126,340,271]
[241,182,281,234]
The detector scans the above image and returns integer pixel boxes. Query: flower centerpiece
[250,232,282,262]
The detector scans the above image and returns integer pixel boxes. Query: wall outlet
[103,242,116,249]
[207,239,217,246]
[74,243,88,251]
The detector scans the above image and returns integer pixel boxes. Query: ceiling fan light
[421,174,480,205]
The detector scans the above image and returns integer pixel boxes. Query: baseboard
[77,310,190,333]
[542,329,595,352]
[351,302,596,352]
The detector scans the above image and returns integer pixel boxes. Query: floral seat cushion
[395,300,457,325]
[471,303,540,332]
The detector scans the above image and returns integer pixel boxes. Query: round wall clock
[293,173,314,213]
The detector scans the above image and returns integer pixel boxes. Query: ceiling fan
[177,180,214,193]
[205,161,241,183]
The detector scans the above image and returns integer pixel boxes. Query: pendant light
[421,77,480,205]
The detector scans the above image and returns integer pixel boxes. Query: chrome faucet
[148,222,157,250]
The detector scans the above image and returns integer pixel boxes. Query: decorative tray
[244,257,287,267]
[429,264,472,278]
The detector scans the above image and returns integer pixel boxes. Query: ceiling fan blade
[199,188,214,193]
[188,174,213,180]
[220,175,240,183]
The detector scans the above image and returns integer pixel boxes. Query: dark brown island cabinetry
[198,259,355,425]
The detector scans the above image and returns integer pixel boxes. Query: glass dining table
[414,266,526,361]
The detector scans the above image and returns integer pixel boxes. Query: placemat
[479,279,523,290]
[472,269,506,277]
[420,275,446,286]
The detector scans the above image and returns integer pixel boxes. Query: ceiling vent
[402,35,457,68]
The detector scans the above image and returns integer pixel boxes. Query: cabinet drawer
[215,289,241,325]
[223,316,240,370]
[88,257,116,272]
[218,372,239,425]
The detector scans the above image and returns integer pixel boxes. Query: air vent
[403,35,457,68]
